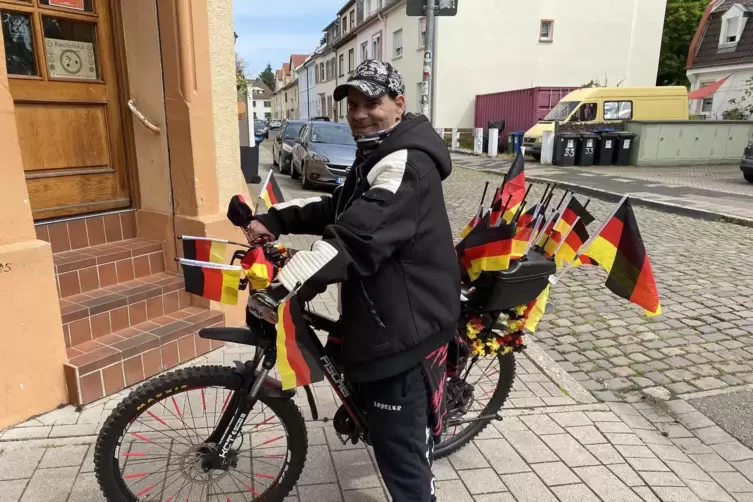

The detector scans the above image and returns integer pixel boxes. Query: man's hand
[244,220,275,245]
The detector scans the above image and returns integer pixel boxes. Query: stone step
[59,272,190,348]
[53,238,166,298]
[64,307,225,405]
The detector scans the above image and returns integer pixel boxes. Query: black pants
[359,365,436,502]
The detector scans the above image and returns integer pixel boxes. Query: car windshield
[543,101,580,121]
[284,123,304,139]
[311,124,356,145]
[254,120,266,128]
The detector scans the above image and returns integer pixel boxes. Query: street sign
[406,0,458,17]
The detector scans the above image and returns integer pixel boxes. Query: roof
[290,54,308,70]
[690,1,753,68]
[248,79,272,100]
[337,0,356,15]
[275,69,283,80]
[282,63,291,75]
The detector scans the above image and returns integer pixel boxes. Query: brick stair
[41,214,226,406]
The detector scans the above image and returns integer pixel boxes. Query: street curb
[524,340,598,405]
[526,175,753,228]
[453,163,753,228]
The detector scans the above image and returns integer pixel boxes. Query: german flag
[178,258,241,305]
[276,296,325,390]
[460,207,483,239]
[511,206,540,259]
[457,215,515,281]
[517,203,540,229]
[583,199,661,317]
[240,247,275,289]
[181,236,226,264]
[261,172,285,209]
[523,284,550,333]
[552,219,597,268]
[554,197,594,235]
[499,152,526,225]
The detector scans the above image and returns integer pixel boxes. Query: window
[571,103,598,122]
[365,0,372,16]
[604,101,633,120]
[702,96,714,113]
[373,33,382,60]
[725,17,739,44]
[284,92,288,103]
[327,95,333,119]
[419,17,427,48]
[360,41,368,61]
[338,100,343,118]
[540,20,554,42]
[348,48,355,72]
[264,100,271,107]
[342,15,348,33]
[339,54,344,77]
[393,29,403,58]
[350,10,355,29]
[320,62,325,82]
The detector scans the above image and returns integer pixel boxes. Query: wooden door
[1,0,130,220]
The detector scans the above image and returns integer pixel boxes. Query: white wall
[356,16,387,66]
[313,49,339,120]
[383,6,424,114]
[297,66,310,120]
[426,0,667,128]
[688,65,753,119]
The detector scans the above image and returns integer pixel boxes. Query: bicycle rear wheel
[94,365,307,502]
[434,350,515,459]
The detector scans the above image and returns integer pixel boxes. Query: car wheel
[272,149,279,167]
[745,174,753,183]
[290,160,300,179]
[531,153,541,162]
[281,158,290,176]
[301,162,312,190]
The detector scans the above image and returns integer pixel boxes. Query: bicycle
[94,222,554,501]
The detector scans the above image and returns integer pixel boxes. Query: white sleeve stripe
[278,240,338,291]
[366,149,408,194]
[273,196,325,211]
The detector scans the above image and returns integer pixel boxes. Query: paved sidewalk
[450,154,753,224]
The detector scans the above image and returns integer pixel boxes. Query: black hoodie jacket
[256,113,460,382]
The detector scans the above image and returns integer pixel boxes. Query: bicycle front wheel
[94,365,307,502]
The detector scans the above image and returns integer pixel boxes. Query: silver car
[291,122,356,190]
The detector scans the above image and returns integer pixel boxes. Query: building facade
[247,79,272,119]
[314,20,341,122]
[686,0,753,119]
[0,0,251,428]
[297,57,320,120]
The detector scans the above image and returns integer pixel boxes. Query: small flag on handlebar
[260,172,285,210]
[177,258,242,305]
[276,296,325,390]
[180,236,227,264]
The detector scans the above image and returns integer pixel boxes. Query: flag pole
[523,214,544,257]
[551,194,629,285]
[255,171,273,214]
[540,192,574,250]
[479,181,490,207]
[495,194,514,227]
[511,184,533,226]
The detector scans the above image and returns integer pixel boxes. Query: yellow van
[523,87,689,160]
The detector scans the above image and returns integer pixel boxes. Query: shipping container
[475,87,580,147]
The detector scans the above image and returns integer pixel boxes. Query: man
[246,60,459,501]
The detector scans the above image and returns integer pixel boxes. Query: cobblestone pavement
[1,146,753,501]
[451,153,753,222]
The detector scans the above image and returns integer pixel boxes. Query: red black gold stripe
[240,247,275,289]
[262,173,285,209]
[182,237,226,264]
[179,259,241,305]
[276,296,325,390]
[499,152,526,225]
[456,213,515,281]
[584,199,661,316]
[460,208,483,239]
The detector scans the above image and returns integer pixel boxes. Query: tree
[657,0,707,87]
[725,76,753,120]
[259,63,276,92]
[236,53,249,96]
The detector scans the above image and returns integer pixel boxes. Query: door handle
[127,99,161,134]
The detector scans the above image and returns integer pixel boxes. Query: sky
[233,0,345,79]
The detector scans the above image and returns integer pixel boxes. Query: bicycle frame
[197,307,370,468]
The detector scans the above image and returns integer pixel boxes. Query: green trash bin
[614,132,637,166]
[507,132,516,154]
[554,133,580,167]
[596,132,618,166]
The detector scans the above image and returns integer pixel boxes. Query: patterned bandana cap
[333,59,406,102]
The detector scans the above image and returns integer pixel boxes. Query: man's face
[346,88,406,136]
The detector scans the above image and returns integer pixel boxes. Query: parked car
[291,121,356,190]
[742,137,753,183]
[272,119,306,175]
[311,116,331,122]
[268,119,282,132]
[254,119,268,139]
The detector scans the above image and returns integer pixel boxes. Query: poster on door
[48,0,85,10]
[46,38,97,80]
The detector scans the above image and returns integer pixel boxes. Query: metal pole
[420,0,435,121]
